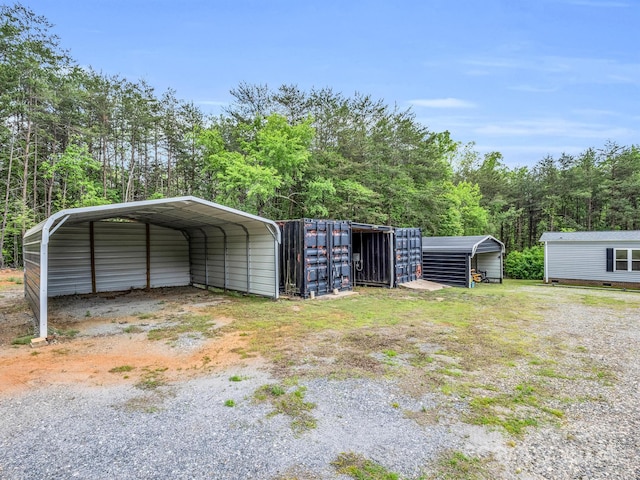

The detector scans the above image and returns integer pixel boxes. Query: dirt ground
[0,269,258,396]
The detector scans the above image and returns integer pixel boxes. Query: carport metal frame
[24,196,281,340]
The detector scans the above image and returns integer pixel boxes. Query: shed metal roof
[421,235,504,255]
[539,231,640,242]
[26,196,281,241]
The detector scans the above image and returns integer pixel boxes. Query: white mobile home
[23,196,281,340]
[540,231,640,288]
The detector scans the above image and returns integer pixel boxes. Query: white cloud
[409,98,476,108]
[474,118,633,138]
[463,56,640,85]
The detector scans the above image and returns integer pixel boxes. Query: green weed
[123,325,143,334]
[135,367,169,390]
[434,450,490,480]
[109,365,135,373]
[11,334,35,345]
[332,452,399,480]
[254,383,317,433]
[147,314,216,341]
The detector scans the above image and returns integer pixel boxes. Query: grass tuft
[254,383,317,434]
[331,452,399,480]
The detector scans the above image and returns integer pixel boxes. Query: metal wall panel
[422,251,469,287]
[476,252,502,282]
[23,229,42,322]
[48,224,93,296]
[189,229,207,286]
[279,219,351,298]
[395,228,423,286]
[93,222,147,291]
[149,225,190,287]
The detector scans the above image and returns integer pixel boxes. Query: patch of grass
[224,399,236,407]
[332,452,399,480]
[254,382,317,434]
[49,328,80,338]
[109,365,135,373]
[229,375,247,382]
[383,349,397,358]
[11,334,35,345]
[135,367,169,390]
[433,450,491,480]
[589,366,616,386]
[121,390,174,413]
[147,314,216,341]
[230,347,257,359]
[536,367,572,379]
[122,325,143,334]
[7,276,23,284]
[137,312,155,320]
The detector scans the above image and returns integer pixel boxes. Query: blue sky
[23,0,640,168]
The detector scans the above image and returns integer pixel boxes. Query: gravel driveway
[0,285,638,479]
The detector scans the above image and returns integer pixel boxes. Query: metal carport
[422,235,504,287]
[23,196,280,340]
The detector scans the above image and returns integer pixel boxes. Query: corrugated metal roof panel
[421,235,504,254]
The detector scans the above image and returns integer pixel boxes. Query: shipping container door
[395,228,422,286]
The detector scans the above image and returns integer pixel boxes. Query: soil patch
[0,270,260,396]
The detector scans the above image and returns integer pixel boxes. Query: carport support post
[146,223,151,290]
[90,221,96,293]
[38,225,50,339]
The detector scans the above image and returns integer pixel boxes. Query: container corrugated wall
[394,228,422,286]
[279,219,351,298]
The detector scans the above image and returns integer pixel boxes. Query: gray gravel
[0,370,464,479]
[496,294,640,479]
[1,286,639,479]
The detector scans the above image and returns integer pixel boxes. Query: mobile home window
[614,248,640,272]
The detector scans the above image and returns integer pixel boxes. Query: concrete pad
[30,337,48,348]
[399,279,450,291]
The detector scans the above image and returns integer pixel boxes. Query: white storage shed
[23,196,280,339]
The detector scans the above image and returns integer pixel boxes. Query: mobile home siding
[545,240,640,284]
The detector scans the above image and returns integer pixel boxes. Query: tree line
[2,4,639,267]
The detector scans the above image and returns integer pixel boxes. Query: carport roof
[25,196,281,241]
[422,235,505,255]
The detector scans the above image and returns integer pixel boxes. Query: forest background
[2,4,639,269]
